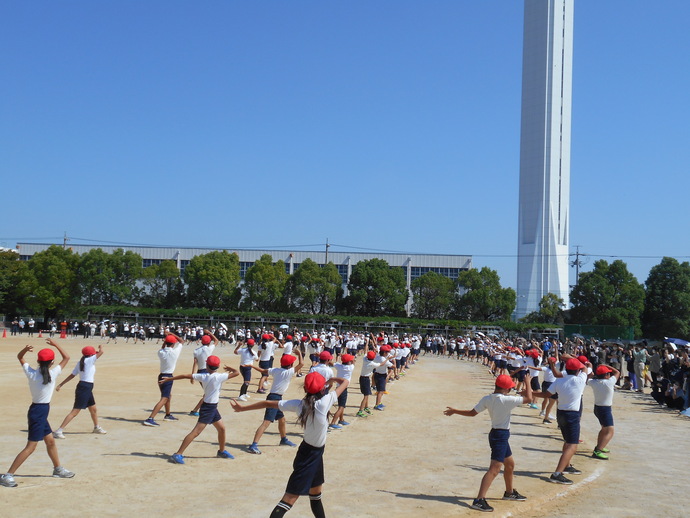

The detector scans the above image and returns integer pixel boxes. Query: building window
[239,261,254,279]
[142,258,163,268]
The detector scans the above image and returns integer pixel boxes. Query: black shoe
[470,498,494,512]
[549,473,573,485]
[502,489,526,501]
[564,464,581,475]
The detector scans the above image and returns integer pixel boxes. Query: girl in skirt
[231,371,349,517]
[53,344,107,438]
[1,339,74,488]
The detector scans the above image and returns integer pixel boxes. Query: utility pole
[63,232,69,250]
[325,238,330,265]
[570,245,584,287]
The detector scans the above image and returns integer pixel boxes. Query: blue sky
[2,1,689,291]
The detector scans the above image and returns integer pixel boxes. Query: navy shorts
[373,372,387,392]
[73,381,95,409]
[488,428,512,462]
[515,370,527,382]
[337,388,348,408]
[556,409,581,444]
[240,365,252,383]
[158,373,173,398]
[198,402,221,425]
[263,393,284,422]
[28,403,52,442]
[309,354,319,363]
[259,360,271,370]
[395,359,402,368]
[285,441,325,495]
[593,405,614,427]
[530,377,541,391]
[359,376,372,396]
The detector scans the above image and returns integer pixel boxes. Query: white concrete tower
[516,0,573,319]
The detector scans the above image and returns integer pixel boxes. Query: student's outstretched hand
[443,407,457,416]
[230,399,244,412]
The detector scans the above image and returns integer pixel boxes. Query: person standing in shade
[444,373,533,513]
[587,364,619,460]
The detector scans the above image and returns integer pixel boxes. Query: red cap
[301,336,309,342]
[201,335,212,345]
[548,356,557,363]
[246,338,255,346]
[82,346,96,356]
[286,335,293,341]
[262,333,271,340]
[206,355,221,368]
[341,354,355,363]
[164,335,177,344]
[280,354,296,367]
[312,337,321,343]
[319,351,332,361]
[37,348,55,362]
[565,358,585,371]
[495,374,515,390]
[526,349,539,357]
[366,351,376,360]
[377,337,385,342]
[381,345,392,352]
[595,365,613,376]
[304,372,326,394]
[577,355,588,364]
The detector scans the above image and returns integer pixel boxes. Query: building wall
[516,0,573,318]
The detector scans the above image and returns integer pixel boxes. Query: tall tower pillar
[516,0,574,319]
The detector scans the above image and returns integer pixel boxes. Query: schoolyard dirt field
[0,334,686,517]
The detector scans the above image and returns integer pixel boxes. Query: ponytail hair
[79,355,86,372]
[297,390,329,428]
[38,361,52,385]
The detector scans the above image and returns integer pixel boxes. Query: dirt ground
[0,334,686,517]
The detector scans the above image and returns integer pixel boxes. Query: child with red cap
[235,337,259,400]
[356,349,393,418]
[188,329,219,416]
[444,372,534,512]
[309,350,334,382]
[246,349,304,454]
[231,371,349,518]
[53,344,107,438]
[1,339,74,488]
[587,363,620,460]
[329,353,355,429]
[143,331,185,426]
[162,356,240,463]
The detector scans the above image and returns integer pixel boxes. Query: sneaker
[52,466,75,478]
[356,411,368,418]
[564,465,581,475]
[549,473,573,485]
[217,450,234,459]
[238,394,249,402]
[599,447,610,453]
[279,437,297,447]
[592,449,609,460]
[364,407,372,415]
[503,489,526,501]
[382,390,390,394]
[328,424,342,430]
[247,444,261,455]
[143,418,159,427]
[93,426,107,434]
[257,389,266,394]
[542,418,552,424]
[338,420,350,426]
[538,410,546,417]
[170,453,185,464]
[374,404,384,411]
[548,414,556,420]
[470,497,494,512]
[529,403,539,409]
[164,414,178,421]
[0,474,17,487]
[53,430,65,439]
[189,411,200,416]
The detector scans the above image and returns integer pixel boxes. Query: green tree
[569,259,645,335]
[0,250,24,315]
[184,250,241,311]
[106,249,143,305]
[15,245,80,318]
[286,259,343,314]
[345,258,407,317]
[242,254,289,312]
[78,248,114,305]
[410,271,455,319]
[642,257,690,339]
[520,293,565,324]
[453,267,515,321]
[140,260,186,308]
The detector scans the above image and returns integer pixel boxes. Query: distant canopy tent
[664,337,690,351]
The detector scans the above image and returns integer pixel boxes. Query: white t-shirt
[72,355,97,383]
[587,377,617,407]
[279,391,338,447]
[24,364,62,404]
[192,371,230,404]
[259,341,277,362]
[268,367,295,395]
[238,347,258,366]
[473,392,524,430]
[193,344,216,368]
[374,355,392,374]
[334,363,354,381]
[548,372,587,411]
[283,340,294,355]
[359,359,382,377]
[310,363,333,381]
[158,343,182,373]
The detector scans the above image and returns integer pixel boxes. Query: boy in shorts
[444,373,534,512]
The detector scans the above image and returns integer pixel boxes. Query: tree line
[0,246,688,339]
